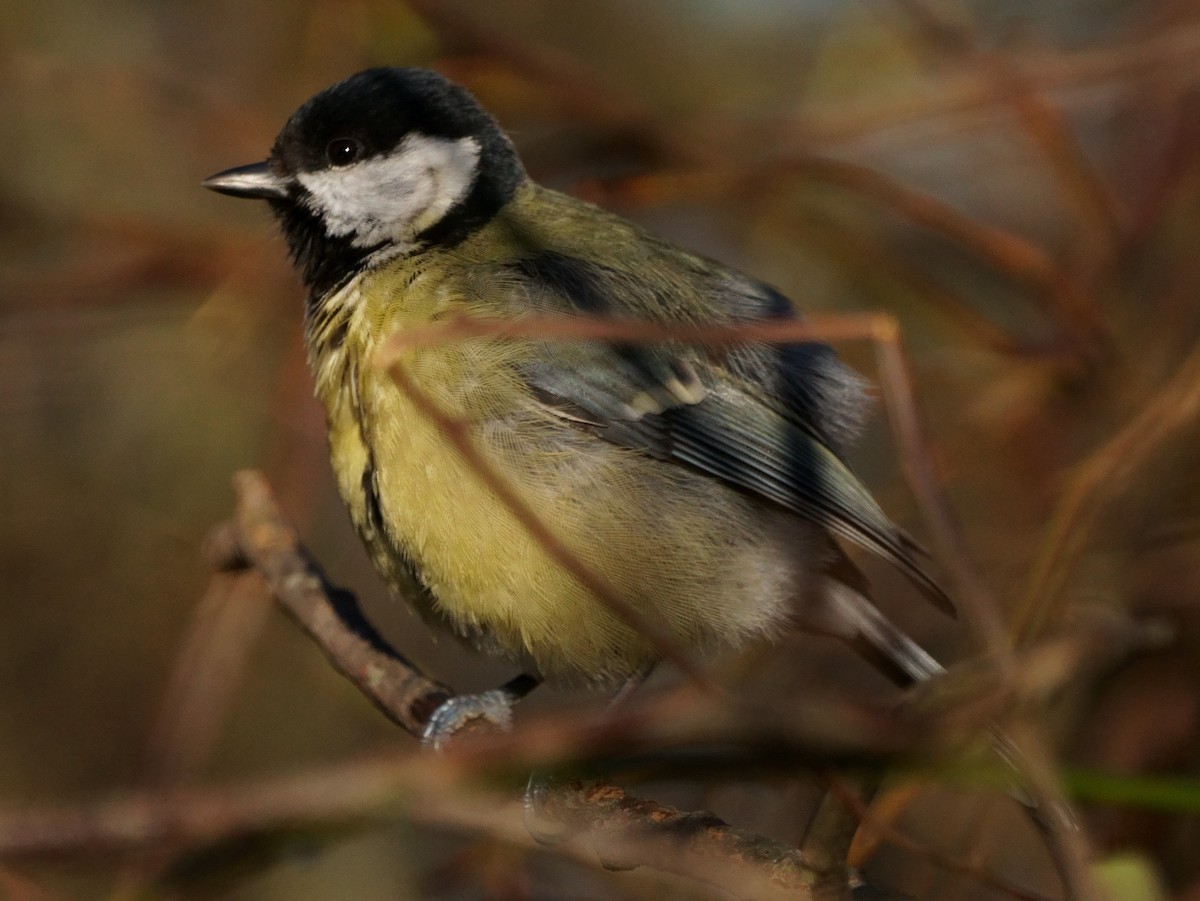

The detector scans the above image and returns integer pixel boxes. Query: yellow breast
[308,259,804,683]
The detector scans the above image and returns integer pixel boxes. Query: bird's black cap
[205,68,526,298]
[274,68,515,173]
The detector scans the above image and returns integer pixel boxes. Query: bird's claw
[420,689,516,751]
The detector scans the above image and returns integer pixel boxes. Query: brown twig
[767,157,1066,295]
[0,752,834,900]
[212,470,453,735]
[139,573,274,788]
[828,776,1053,901]
[1015,339,1200,643]
[0,751,421,863]
[885,0,1114,350]
[376,311,891,363]
[868,326,1098,901]
[868,319,1012,664]
[788,23,1200,149]
[805,771,876,901]
[540,781,831,900]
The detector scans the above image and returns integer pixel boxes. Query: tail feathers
[827,580,944,687]
[815,566,1046,814]
[859,524,955,617]
[815,546,943,687]
[827,582,1043,812]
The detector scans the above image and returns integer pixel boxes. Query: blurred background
[4,0,1200,898]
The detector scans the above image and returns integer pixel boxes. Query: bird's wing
[506,250,868,455]
[503,252,953,613]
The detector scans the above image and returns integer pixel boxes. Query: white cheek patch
[297,134,481,250]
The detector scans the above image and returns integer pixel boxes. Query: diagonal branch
[208,470,452,735]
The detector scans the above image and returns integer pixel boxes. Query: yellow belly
[313,277,808,683]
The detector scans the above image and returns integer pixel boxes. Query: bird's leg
[523,661,660,845]
[608,660,660,707]
[421,672,542,751]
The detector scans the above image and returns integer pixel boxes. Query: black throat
[271,197,374,304]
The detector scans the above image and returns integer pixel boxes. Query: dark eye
[326,137,364,167]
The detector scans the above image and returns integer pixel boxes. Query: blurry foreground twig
[0,470,1162,899]
[1016,339,1200,643]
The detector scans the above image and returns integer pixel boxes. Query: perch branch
[207,470,452,734]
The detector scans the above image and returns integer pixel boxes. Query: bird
[204,67,949,736]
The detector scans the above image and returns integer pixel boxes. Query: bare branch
[214,470,453,735]
[1016,339,1200,642]
[0,754,837,900]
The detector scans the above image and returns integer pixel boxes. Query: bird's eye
[326,137,364,167]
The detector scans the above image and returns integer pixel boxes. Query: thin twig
[806,771,877,901]
[139,573,273,788]
[215,471,454,735]
[376,311,891,364]
[541,781,829,900]
[827,776,1053,901]
[1015,339,1200,643]
[868,318,1012,664]
[0,755,833,900]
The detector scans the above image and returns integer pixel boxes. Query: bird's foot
[420,673,540,752]
[421,689,516,751]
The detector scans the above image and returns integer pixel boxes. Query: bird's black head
[204,67,526,299]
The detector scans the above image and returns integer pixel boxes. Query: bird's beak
[203,161,294,200]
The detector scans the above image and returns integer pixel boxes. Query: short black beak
[203,161,293,200]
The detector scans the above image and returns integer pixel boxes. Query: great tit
[204,67,949,697]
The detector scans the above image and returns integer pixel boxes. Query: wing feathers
[502,251,952,613]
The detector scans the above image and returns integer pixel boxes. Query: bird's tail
[826,579,944,686]
[809,546,945,688]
